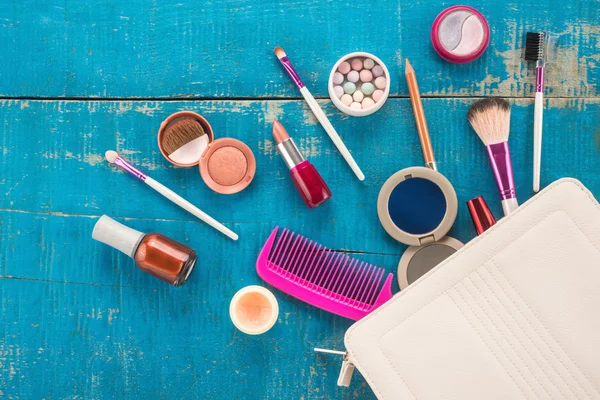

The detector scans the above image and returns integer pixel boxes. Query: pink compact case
[158,111,256,195]
[431,6,490,64]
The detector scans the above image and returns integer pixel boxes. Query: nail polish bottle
[272,120,332,208]
[92,216,197,287]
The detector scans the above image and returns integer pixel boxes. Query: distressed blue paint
[0,1,598,98]
[0,0,599,399]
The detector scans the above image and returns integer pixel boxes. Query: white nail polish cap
[92,215,145,259]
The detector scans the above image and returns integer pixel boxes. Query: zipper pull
[313,348,355,387]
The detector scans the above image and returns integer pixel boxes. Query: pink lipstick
[272,121,332,208]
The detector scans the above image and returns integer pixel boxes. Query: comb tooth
[280,232,303,275]
[285,236,308,278]
[276,231,296,273]
[297,244,322,281]
[291,238,313,277]
[292,240,314,281]
[307,249,331,289]
[341,260,361,301]
[314,250,334,288]
[366,268,385,306]
[360,265,379,304]
[356,264,376,305]
[271,229,291,267]
[322,252,344,292]
[336,257,359,300]
[329,255,351,294]
[363,267,383,306]
[347,262,369,303]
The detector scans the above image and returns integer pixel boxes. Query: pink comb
[256,227,394,320]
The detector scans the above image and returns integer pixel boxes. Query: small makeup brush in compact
[467,98,518,216]
[525,32,557,192]
[161,118,210,165]
[105,150,238,240]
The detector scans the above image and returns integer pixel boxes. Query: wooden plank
[0,1,598,98]
[1,96,600,398]
[1,98,599,257]
[0,211,388,399]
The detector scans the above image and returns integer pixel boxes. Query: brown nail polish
[92,216,197,287]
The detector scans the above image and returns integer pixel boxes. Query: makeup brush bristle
[467,98,511,146]
[525,32,545,61]
[162,119,206,155]
[274,46,286,59]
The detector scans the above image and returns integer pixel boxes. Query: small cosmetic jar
[158,111,256,194]
[230,285,279,335]
[328,52,390,117]
[431,6,490,64]
[377,167,463,289]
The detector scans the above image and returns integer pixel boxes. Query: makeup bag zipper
[314,348,356,387]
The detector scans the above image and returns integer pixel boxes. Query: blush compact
[158,111,256,195]
[377,167,463,289]
[431,5,490,64]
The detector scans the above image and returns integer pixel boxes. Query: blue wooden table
[1,1,599,398]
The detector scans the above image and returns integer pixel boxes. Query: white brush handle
[300,86,365,181]
[501,198,519,216]
[145,177,239,241]
[533,91,544,192]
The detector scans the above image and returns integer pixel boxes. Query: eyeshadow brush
[274,46,365,181]
[105,150,238,241]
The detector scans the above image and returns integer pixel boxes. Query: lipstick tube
[467,196,496,235]
[272,121,332,208]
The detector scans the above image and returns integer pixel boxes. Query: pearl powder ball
[333,85,344,98]
[359,69,373,82]
[353,91,364,102]
[347,70,359,83]
[351,58,363,71]
[372,65,384,77]
[361,82,375,95]
[343,82,356,94]
[362,98,375,108]
[340,94,353,106]
[350,102,362,110]
[333,72,344,85]
[363,58,375,69]
[372,89,384,102]
[375,77,387,89]
[338,61,351,74]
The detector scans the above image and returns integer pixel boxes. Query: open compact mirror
[157,111,256,195]
[377,166,463,289]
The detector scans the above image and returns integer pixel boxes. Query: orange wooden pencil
[405,59,437,171]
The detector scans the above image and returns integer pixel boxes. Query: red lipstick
[272,121,332,208]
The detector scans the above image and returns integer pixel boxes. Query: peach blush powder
[207,146,248,186]
[200,138,256,194]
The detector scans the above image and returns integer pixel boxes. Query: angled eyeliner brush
[274,46,365,181]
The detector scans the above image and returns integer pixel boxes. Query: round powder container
[230,286,279,335]
[377,167,463,289]
[158,111,256,195]
[328,52,390,117]
[431,6,490,64]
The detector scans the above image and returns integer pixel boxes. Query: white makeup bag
[337,179,600,399]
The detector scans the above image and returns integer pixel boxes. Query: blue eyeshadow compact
[377,166,463,289]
